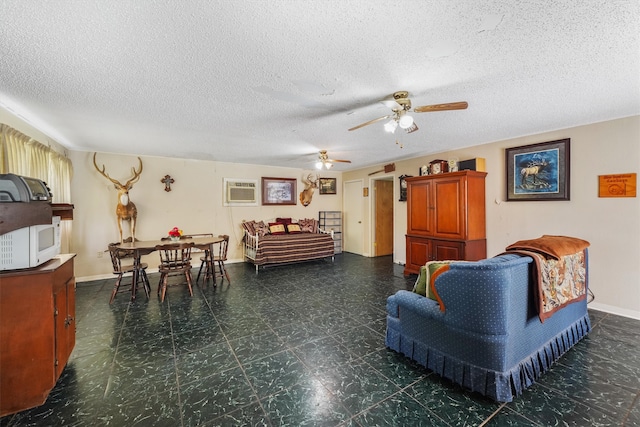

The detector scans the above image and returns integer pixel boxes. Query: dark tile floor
[1,253,639,426]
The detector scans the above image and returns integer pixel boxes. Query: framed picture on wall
[261,177,297,205]
[319,178,337,194]
[505,138,570,201]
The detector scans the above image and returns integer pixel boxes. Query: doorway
[372,177,394,257]
[343,179,364,255]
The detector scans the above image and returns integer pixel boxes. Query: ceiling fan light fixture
[384,119,398,133]
[382,100,401,109]
[315,161,324,170]
[398,114,414,129]
[325,162,333,169]
[348,91,467,134]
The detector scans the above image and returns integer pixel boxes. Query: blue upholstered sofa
[386,253,591,402]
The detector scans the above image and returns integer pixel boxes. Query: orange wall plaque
[598,173,636,197]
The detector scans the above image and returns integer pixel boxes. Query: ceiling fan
[348,90,468,134]
[316,150,351,169]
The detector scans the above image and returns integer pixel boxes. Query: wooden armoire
[404,170,487,275]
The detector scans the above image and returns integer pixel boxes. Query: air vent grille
[224,178,258,206]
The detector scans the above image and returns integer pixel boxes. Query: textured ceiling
[1,1,639,171]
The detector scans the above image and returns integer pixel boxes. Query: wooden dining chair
[107,243,150,304]
[195,235,229,284]
[171,233,214,276]
[155,241,195,302]
[213,235,231,284]
[195,248,213,284]
[183,234,214,263]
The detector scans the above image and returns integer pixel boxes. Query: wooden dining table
[116,235,224,300]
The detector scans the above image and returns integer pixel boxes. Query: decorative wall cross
[161,175,174,192]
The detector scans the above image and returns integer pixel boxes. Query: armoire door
[407,179,433,236]
[432,176,466,240]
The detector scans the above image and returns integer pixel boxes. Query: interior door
[343,180,364,255]
[374,179,394,256]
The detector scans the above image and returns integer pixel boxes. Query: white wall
[344,116,640,319]
[68,151,343,278]
[4,103,639,318]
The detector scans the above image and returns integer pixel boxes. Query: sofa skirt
[385,313,591,402]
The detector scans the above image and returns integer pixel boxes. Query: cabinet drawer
[432,240,464,260]
[404,236,430,275]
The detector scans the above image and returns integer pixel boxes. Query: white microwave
[0,216,61,270]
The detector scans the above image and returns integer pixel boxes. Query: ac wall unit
[223,178,258,206]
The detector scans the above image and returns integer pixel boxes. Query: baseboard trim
[588,302,640,320]
[76,258,245,283]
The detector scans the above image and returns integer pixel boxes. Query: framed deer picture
[505,138,570,201]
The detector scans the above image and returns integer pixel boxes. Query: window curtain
[1,123,74,251]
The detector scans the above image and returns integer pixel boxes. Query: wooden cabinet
[404,171,487,275]
[0,202,52,235]
[0,254,76,417]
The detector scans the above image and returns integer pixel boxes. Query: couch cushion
[413,261,456,300]
[241,220,256,235]
[298,218,318,233]
[276,217,293,226]
[413,265,428,296]
[429,264,451,310]
[413,261,457,301]
[287,223,302,234]
[254,221,270,237]
[425,261,453,301]
[268,222,286,235]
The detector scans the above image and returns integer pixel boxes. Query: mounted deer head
[299,173,319,207]
[93,153,143,243]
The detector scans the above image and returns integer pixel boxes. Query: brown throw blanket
[504,236,590,322]
[506,235,590,260]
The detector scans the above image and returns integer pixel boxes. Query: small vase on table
[168,227,183,242]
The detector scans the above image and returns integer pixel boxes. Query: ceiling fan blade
[348,115,391,131]
[414,101,468,113]
[327,159,352,163]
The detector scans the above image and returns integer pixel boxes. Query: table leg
[208,244,216,284]
[131,251,141,301]
[140,268,150,298]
